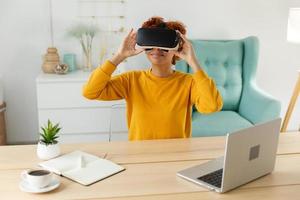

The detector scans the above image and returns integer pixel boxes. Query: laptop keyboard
[197,169,223,188]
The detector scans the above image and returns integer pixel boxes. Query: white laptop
[177,118,281,193]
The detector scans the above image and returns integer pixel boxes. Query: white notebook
[38,151,125,186]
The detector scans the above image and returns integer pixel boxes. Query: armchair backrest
[176,36,259,111]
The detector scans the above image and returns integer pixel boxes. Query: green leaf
[52,136,59,140]
[40,134,47,141]
[41,127,46,134]
[53,123,59,131]
[55,128,61,133]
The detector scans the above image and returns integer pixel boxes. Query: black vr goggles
[136,27,181,51]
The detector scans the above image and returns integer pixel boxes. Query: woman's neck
[150,64,174,78]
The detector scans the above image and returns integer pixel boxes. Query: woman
[83,17,223,140]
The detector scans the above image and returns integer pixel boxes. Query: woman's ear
[172,54,181,65]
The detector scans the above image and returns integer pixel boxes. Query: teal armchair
[176,36,281,137]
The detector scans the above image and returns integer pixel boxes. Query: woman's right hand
[111,29,144,66]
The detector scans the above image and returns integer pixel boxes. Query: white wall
[0,0,299,144]
[0,0,49,143]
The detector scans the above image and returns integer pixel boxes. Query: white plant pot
[37,142,60,160]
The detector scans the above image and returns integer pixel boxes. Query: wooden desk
[0,132,300,199]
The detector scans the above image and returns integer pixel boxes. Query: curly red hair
[141,16,186,65]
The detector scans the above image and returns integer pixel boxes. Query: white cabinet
[36,70,127,143]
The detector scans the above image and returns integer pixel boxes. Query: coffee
[28,170,50,176]
[21,169,53,188]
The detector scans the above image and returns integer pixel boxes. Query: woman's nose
[153,48,166,53]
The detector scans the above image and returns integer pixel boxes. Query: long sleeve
[191,70,223,114]
[82,60,130,100]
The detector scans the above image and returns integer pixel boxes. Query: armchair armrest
[239,83,281,124]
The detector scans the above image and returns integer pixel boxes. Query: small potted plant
[37,119,61,160]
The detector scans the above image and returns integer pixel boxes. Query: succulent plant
[39,119,61,145]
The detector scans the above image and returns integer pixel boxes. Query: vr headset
[136,27,181,51]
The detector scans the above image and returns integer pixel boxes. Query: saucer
[19,178,60,193]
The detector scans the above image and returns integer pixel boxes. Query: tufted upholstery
[176,36,281,137]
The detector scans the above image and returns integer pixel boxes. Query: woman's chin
[149,58,168,65]
[151,61,165,66]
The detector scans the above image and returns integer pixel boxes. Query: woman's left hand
[172,31,198,66]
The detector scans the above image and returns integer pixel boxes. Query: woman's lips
[150,53,165,58]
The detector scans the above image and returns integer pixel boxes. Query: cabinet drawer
[37,82,124,109]
[38,107,127,135]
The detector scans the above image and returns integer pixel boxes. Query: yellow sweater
[83,60,223,140]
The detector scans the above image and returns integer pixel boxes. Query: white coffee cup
[21,169,53,188]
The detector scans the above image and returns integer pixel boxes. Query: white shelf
[36,70,92,83]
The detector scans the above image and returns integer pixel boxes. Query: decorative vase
[42,47,60,73]
[82,49,93,71]
[63,53,77,72]
[66,23,98,72]
[37,142,60,160]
